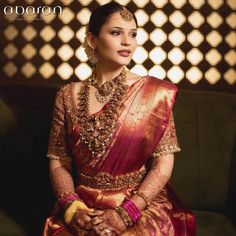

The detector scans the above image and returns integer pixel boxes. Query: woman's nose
[121,35,131,46]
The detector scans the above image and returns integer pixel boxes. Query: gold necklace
[77,68,129,159]
[92,68,126,103]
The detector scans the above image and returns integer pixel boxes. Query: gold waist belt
[79,169,147,191]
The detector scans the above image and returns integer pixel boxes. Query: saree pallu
[43,76,196,236]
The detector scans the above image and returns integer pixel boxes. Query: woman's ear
[86,32,97,49]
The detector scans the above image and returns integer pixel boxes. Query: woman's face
[92,11,138,67]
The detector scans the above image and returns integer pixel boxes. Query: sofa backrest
[0,83,59,235]
[171,90,236,213]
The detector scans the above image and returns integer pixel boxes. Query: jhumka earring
[82,27,99,64]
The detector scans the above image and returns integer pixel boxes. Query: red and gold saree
[43,76,196,236]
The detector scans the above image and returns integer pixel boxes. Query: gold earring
[83,40,99,64]
[82,27,99,64]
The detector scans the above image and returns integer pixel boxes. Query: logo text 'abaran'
[4,5,63,15]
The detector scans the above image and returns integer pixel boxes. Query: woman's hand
[69,208,94,231]
[89,209,126,235]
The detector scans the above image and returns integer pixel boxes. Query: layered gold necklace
[77,68,129,158]
[91,68,126,103]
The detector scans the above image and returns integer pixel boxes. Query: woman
[43,2,196,236]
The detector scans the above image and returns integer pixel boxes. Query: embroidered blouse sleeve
[151,112,181,158]
[47,86,71,161]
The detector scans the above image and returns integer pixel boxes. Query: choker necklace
[91,68,127,103]
[77,68,129,160]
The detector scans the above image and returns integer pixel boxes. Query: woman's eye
[111,31,120,36]
[130,32,137,38]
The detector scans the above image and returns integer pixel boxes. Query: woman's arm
[47,86,95,232]
[130,112,180,210]
[130,154,174,210]
[49,159,75,199]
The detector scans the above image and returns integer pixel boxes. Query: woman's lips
[117,50,131,57]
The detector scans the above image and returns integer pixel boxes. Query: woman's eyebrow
[110,26,137,31]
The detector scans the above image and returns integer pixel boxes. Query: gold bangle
[135,192,150,207]
[58,191,76,200]
[64,200,89,224]
[115,206,133,227]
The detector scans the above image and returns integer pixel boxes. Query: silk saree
[43,76,196,236]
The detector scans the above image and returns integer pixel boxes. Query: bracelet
[58,191,75,200]
[135,192,150,207]
[121,198,142,223]
[57,193,80,211]
[115,206,133,227]
[64,200,89,224]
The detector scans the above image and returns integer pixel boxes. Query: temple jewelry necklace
[91,68,127,103]
[77,68,129,159]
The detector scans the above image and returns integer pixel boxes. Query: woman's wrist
[114,198,142,227]
[129,194,146,211]
[133,191,151,209]
[57,192,80,211]
[64,200,90,225]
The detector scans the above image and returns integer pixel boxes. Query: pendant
[98,81,114,96]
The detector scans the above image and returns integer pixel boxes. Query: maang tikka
[82,26,99,64]
[120,6,133,22]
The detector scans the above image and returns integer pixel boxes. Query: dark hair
[88,2,138,37]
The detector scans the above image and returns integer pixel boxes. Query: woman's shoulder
[144,76,178,92]
[57,81,85,95]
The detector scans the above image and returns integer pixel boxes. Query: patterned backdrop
[0,0,235,93]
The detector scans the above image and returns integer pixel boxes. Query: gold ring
[104,229,112,235]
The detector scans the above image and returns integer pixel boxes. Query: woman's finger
[92,216,103,225]
[88,209,104,216]
[99,227,116,236]
[92,222,108,234]
[82,214,92,223]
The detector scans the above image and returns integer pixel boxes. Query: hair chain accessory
[120,6,133,22]
[82,26,98,64]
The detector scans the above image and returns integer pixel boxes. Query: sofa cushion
[0,210,26,236]
[194,210,236,236]
[171,90,236,212]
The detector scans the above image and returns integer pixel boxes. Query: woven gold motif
[151,113,181,158]
[79,170,147,190]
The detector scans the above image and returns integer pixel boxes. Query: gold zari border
[79,170,147,191]
[47,154,71,161]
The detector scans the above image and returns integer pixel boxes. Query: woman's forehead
[103,12,137,29]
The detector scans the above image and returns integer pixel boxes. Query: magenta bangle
[121,198,142,223]
[57,193,80,210]
[124,201,141,221]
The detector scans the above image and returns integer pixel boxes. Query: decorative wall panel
[0,0,235,92]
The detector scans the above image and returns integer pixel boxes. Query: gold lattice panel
[0,0,235,90]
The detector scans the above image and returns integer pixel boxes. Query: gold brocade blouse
[47,83,181,162]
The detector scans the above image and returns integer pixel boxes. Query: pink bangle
[124,200,141,221]
[121,198,142,223]
[57,193,80,211]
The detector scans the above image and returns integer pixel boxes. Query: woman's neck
[94,63,125,84]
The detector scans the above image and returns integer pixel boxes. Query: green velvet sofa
[0,83,235,236]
